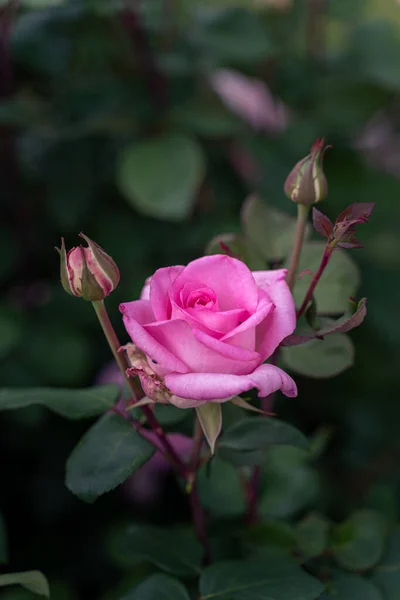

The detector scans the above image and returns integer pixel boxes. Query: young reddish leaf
[312,208,333,238]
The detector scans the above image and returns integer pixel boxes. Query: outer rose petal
[165,363,297,403]
[172,255,259,312]
[120,301,188,374]
[252,269,296,360]
[145,319,260,375]
[150,266,185,321]
[221,289,274,350]
[140,276,152,300]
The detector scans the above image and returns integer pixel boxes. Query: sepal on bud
[56,233,120,301]
[284,138,330,206]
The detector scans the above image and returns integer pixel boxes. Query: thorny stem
[92,300,187,479]
[296,245,332,319]
[286,204,310,290]
[187,416,211,565]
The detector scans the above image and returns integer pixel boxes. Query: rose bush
[120,255,297,408]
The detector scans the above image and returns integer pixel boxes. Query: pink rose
[120,255,297,408]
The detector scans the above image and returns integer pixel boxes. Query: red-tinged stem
[286,204,310,290]
[1,0,34,279]
[307,0,326,63]
[246,466,261,526]
[121,0,167,112]
[296,245,333,319]
[187,416,210,565]
[246,351,279,525]
[189,481,210,565]
[92,300,187,479]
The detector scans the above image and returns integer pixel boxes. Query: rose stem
[246,349,280,524]
[188,416,211,565]
[246,391,276,526]
[121,0,167,113]
[248,204,310,522]
[286,204,310,290]
[92,300,187,479]
[296,244,333,319]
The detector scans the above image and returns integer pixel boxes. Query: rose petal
[252,269,296,360]
[221,289,274,350]
[120,301,188,374]
[171,255,259,313]
[145,319,260,375]
[165,363,297,402]
[192,327,260,365]
[150,266,185,320]
[171,301,248,337]
[140,276,152,300]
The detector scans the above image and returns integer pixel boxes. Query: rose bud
[57,233,120,301]
[284,138,330,206]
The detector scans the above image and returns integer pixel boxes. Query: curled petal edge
[165,363,297,405]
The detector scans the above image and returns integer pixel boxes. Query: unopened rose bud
[56,233,120,301]
[284,138,329,206]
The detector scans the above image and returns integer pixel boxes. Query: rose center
[186,287,217,310]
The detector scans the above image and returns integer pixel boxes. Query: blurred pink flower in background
[354,110,400,179]
[210,68,288,134]
[96,363,192,505]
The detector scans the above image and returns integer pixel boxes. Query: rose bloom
[120,255,297,408]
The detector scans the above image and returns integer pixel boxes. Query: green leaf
[66,413,155,502]
[196,403,222,455]
[371,529,400,599]
[246,521,296,556]
[283,298,367,347]
[332,510,387,571]
[205,233,265,270]
[120,573,190,600]
[0,571,49,597]
[197,458,245,518]
[114,525,202,577]
[217,417,309,466]
[199,557,325,599]
[18,0,65,7]
[117,134,205,221]
[259,447,319,520]
[324,572,383,599]
[153,403,189,427]
[241,196,311,262]
[171,100,242,138]
[296,513,330,559]
[347,21,400,91]
[0,307,24,361]
[288,243,360,314]
[0,385,120,419]
[281,333,354,378]
[0,511,8,563]
[195,9,274,63]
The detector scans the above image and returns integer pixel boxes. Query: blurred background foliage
[1,0,400,598]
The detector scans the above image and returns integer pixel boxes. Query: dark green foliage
[1,1,400,599]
